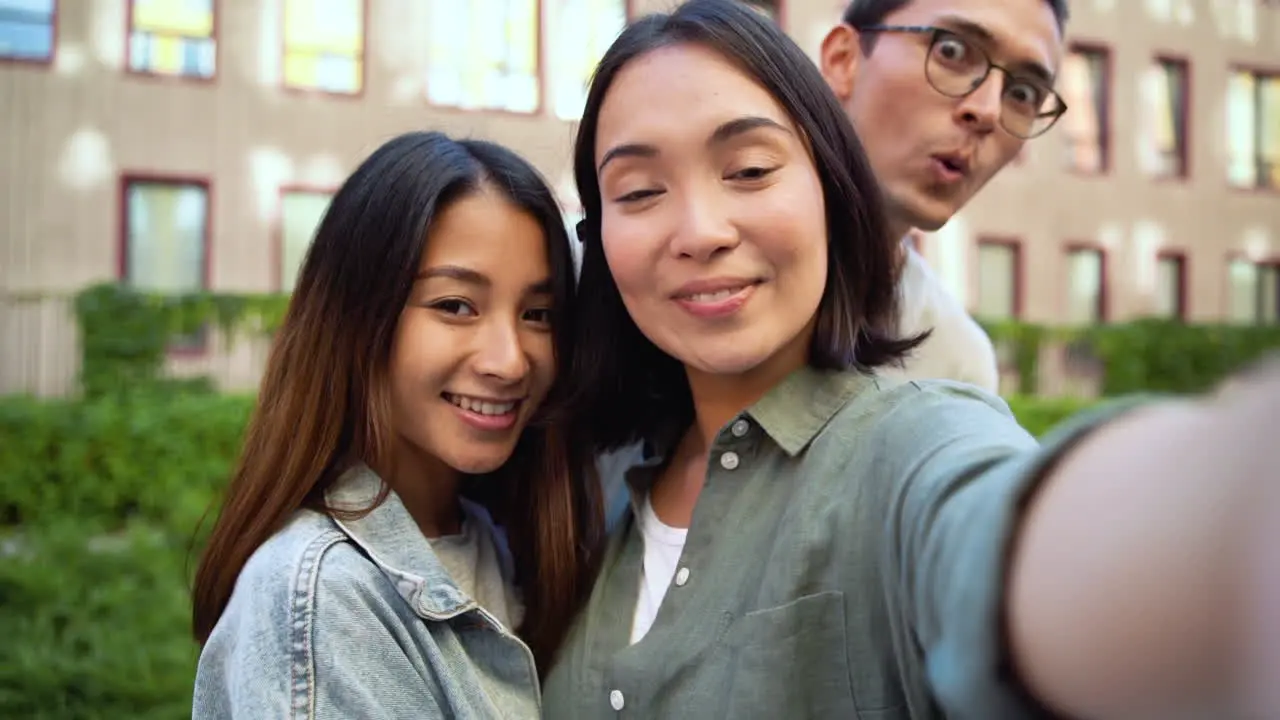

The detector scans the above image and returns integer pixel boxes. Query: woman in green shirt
[545,1,1280,718]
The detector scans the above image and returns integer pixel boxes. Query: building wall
[2,0,1279,396]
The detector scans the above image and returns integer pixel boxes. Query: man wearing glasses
[819,0,1069,392]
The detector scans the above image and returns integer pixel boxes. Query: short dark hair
[565,0,924,455]
[842,0,1070,35]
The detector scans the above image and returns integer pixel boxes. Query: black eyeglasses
[856,24,1068,139]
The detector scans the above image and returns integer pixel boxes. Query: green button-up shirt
[544,367,1136,719]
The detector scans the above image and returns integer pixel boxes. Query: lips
[931,153,970,176]
[677,286,753,303]
[670,277,761,301]
[442,393,520,417]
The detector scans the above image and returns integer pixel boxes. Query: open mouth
[442,393,521,417]
[932,154,970,178]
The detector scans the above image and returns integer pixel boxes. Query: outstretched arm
[1008,361,1280,719]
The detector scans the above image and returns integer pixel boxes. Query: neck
[374,440,463,537]
[683,326,811,451]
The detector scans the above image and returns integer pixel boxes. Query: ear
[819,24,862,102]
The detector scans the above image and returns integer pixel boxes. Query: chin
[439,446,518,476]
[678,340,777,378]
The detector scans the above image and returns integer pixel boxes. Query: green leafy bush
[981,317,1280,396]
[0,388,1102,717]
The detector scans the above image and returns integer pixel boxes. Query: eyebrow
[597,115,791,174]
[935,15,1055,83]
[417,264,552,294]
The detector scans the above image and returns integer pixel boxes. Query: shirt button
[674,566,690,586]
[719,451,740,470]
[730,418,750,437]
[609,689,625,710]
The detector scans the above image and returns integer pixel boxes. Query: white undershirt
[629,495,688,644]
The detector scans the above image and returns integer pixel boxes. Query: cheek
[389,312,448,391]
[601,225,655,300]
[526,334,557,398]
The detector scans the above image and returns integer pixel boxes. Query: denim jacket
[192,466,541,719]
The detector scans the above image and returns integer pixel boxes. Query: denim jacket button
[609,689,625,711]
[674,567,690,587]
[730,419,750,437]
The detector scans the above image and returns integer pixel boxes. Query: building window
[1060,45,1110,174]
[279,189,332,292]
[975,239,1021,320]
[1229,258,1280,324]
[1226,69,1280,190]
[128,0,216,79]
[1155,252,1187,319]
[1065,246,1106,325]
[123,178,209,293]
[426,0,540,113]
[1141,57,1188,179]
[737,0,780,21]
[0,0,55,62]
[551,0,625,120]
[283,0,363,94]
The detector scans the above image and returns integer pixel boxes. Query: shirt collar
[324,464,487,620]
[623,365,875,505]
[747,366,874,456]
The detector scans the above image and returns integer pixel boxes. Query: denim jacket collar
[324,464,510,622]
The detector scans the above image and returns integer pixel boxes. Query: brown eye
[429,299,477,317]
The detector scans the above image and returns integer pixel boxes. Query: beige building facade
[1,0,1278,396]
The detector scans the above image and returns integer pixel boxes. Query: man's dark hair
[564,0,926,455]
[842,0,1069,35]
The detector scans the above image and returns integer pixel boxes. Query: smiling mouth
[677,286,754,303]
[442,393,521,416]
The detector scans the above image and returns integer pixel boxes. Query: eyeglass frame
[854,24,1068,139]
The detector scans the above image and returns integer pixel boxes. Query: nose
[954,72,1002,133]
[472,317,529,384]
[667,189,740,262]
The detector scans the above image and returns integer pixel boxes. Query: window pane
[1260,76,1280,189]
[551,0,625,120]
[1141,59,1186,178]
[284,0,364,93]
[1228,259,1259,324]
[125,181,208,294]
[1066,248,1103,325]
[0,0,55,61]
[426,0,540,113]
[280,191,332,292]
[1261,265,1280,324]
[1155,255,1184,318]
[130,0,216,77]
[1227,71,1259,187]
[1062,49,1109,173]
[976,242,1017,320]
[133,0,214,36]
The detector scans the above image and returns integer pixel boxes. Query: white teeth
[685,287,745,302]
[447,395,516,416]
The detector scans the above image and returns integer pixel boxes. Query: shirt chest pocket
[712,590,859,719]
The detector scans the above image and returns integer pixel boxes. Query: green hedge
[0,394,252,719]
[980,317,1280,396]
[0,390,1094,718]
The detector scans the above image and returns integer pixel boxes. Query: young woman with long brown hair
[191,131,601,719]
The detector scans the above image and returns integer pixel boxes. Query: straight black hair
[565,0,925,455]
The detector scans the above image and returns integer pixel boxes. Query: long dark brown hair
[567,0,927,454]
[192,131,602,670]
